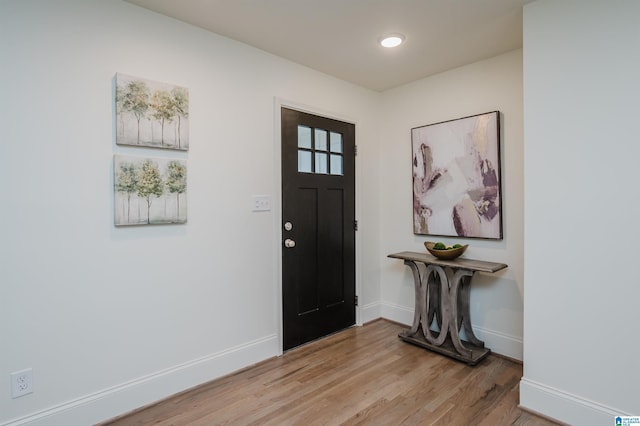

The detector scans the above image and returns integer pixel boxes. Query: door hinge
[354,145,358,156]
[354,220,358,231]
[355,295,359,306]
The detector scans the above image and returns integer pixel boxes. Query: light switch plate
[252,195,271,212]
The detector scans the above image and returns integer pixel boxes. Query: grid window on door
[297,125,343,175]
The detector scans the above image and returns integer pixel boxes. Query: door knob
[284,238,296,248]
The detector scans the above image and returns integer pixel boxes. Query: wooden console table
[387,251,507,365]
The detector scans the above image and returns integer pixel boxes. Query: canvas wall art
[114,155,187,226]
[412,111,502,239]
[115,73,189,150]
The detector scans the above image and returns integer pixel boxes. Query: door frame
[273,97,362,355]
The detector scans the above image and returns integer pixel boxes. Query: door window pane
[330,132,343,153]
[330,154,343,175]
[297,127,345,175]
[298,126,312,149]
[298,150,312,173]
[315,129,327,151]
[315,152,328,174]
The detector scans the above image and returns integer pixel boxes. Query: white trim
[1,335,278,426]
[379,301,414,326]
[519,378,631,426]
[273,98,285,356]
[471,325,522,361]
[273,97,362,349]
[360,301,383,324]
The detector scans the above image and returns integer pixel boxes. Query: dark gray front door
[281,107,356,350]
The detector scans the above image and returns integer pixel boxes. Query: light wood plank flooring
[100,320,559,426]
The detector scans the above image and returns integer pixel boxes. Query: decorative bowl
[424,241,468,260]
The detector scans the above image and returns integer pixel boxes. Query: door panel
[324,188,345,306]
[281,107,355,350]
[296,187,319,315]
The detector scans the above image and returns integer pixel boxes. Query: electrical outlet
[11,368,33,398]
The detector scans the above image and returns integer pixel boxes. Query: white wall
[378,50,525,360]
[0,1,381,424]
[520,1,640,424]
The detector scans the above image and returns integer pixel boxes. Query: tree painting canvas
[115,73,189,150]
[114,155,187,226]
[412,111,502,239]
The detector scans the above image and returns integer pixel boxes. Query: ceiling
[125,0,533,92]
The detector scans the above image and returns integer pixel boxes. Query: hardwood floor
[100,320,559,426]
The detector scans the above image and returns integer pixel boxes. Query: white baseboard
[380,301,414,326]
[471,325,522,361]
[361,300,413,326]
[375,301,523,361]
[519,378,631,426]
[2,334,279,426]
[360,301,382,324]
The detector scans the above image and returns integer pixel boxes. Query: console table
[387,251,507,365]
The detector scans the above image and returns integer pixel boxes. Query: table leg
[400,260,426,337]
[427,270,441,330]
[448,269,474,358]
[458,272,485,348]
[422,265,450,346]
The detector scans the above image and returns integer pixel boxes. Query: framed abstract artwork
[115,73,189,151]
[114,155,187,226]
[411,111,502,239]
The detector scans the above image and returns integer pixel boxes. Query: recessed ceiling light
[379,34,405,48]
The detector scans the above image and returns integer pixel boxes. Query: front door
[281,107,356,350]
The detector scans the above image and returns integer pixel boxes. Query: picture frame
[114,155,187,226]
[115,73,189,151]
[411,111,502,239]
